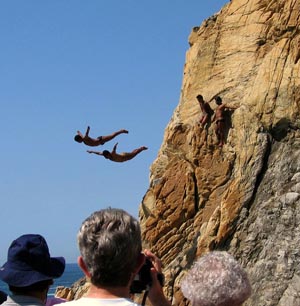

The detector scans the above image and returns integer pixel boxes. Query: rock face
[139,0,300,305]
[55,277,90,301]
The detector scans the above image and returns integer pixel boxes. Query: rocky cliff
[139,0,300,305]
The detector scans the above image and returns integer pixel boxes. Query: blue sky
[0,1,228,263]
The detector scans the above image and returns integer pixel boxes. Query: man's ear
[78,256,92,278]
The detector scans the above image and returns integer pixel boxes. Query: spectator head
[181,251,251,306]
[77,208,143,288]
[0,234,65,292]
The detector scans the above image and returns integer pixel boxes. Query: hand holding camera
[130,249,165,294]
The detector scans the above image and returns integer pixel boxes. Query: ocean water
[0,263,84,296]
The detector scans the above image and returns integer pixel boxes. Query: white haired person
[181,251,251,306]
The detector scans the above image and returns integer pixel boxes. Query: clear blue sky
[0,1,228,263]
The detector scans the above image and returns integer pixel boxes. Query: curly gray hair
[181,251,251,306]
[77,208,142,287]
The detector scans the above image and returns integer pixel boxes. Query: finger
[144,249,162,272]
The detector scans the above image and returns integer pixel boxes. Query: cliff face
[139,0,300,305]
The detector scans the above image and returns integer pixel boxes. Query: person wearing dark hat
[0,234,65,306]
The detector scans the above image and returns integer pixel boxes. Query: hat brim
[0,257,65,287]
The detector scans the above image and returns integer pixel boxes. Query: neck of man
[13,290,48,303]
[86,284,131,299]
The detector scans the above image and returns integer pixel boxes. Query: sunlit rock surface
[139,0,300,305]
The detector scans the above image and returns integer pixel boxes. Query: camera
[130,258,164,294]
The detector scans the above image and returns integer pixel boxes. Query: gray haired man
[65,208,170,306]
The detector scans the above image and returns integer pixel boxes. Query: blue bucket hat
[0,234,65,287]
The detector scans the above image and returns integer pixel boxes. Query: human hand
[144,249,162,274]
[143,249,170,306]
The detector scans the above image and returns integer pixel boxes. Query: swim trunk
[97,136,105,145]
